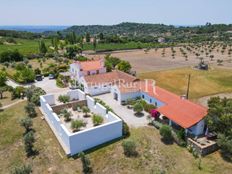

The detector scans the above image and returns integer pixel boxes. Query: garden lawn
[139,67,232,99]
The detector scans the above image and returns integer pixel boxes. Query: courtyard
[94,93,149,127]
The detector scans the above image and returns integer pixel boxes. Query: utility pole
[186,74,191,99]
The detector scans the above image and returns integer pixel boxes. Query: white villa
[70,59,208,136]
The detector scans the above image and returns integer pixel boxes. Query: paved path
[1,99,25,110]
[6,77,68,94]
[94,93,149,127]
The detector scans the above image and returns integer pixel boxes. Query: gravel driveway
[7,77,68,94]
[94,93,149,127]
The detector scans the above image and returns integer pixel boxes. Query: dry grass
[1,102,232,174]
[0,91,19,107]
[139,67,232,99]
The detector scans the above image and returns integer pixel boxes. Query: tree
[39,39,47,54]
[0,71,7,86]
[25,102,37,118]
[79,152,93,174]
[82,106,90,117]
[23,131,35,157]
[65,45,78,59]
[11,164,32,174]
[93,37,97,51]
[99,33,104,40]
[133,102,143,114]
[116,60,132,73]
[20,117,33,133]
[206,97,232,156]
[160,125,172,142]
[122,139,137,157]
[0,50,23,63]
[85,33,90,43]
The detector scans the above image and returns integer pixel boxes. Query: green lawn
[0,102,232,173]
[139,67,232,99]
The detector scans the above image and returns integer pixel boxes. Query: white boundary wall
[40,89,122,156]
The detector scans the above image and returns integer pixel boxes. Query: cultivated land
[89,47,232,73]
[139,67,232,100]
[0,38,51,55]
[0,102,232,173]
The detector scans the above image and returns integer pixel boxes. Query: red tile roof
[117,79,208,128]
[75,59,103,71]
[84,70,138,85]
[141,80,207,128]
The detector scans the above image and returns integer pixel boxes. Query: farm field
[0,102,232,173]
[0,38,51,55]
[139,67,232,100]
[89,47,232,73]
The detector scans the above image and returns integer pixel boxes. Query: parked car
[35,75,43,81]
[49,74,55,80]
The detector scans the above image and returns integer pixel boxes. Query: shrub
[133,102,143,114]
[92,114,104,126]
[82,106,90,117]
[160,125,172,142]
[11,164,32,174]
[144,103,156,113]
[20,117,33,133]
[11,86,26,99]
[122,139,137,157]
[123,121,130,137]
[58,95,70,103]
[60,109,72,122]
[71,120,87,132]
[24,102,37,118]
[25,85,46,106]
[79,152,93,174]
[23,131,35,157]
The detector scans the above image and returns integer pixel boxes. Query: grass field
[0,102,232,174]
[0,38,51,55]
[139,67,232,100]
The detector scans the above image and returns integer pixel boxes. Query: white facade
[187,119,205,136]
[40,89,123,156]
[70,61,106,83]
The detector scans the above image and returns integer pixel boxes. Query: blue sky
[0,0,231,25]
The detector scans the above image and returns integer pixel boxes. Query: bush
[122,139,137,157]
[133,102,143,114]
[11,164,32,174]
[20,117,33,133]
[23,131,35,157]
[24,102,37,118]
[123,121,130,137]
[71,119,87,132]
[79,152,93,174]
[60,109,72,122]
[160,125,172,142]
[82,106,90,117]
[25,86,46,106]
[0,50,23,63]
[11,86,26,99]
[92,114,104,126]
[58,95,70,103]
[144,103,156,113]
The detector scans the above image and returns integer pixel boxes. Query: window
[150,99,152,103]
[94,86,98,89]
[87,71,90,75]
[96,70,99,74]
[142,95,145,99]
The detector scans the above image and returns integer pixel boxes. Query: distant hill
[0,26,69,33]
[63,22,232,37]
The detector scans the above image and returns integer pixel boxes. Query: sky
[0,0,231,26]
